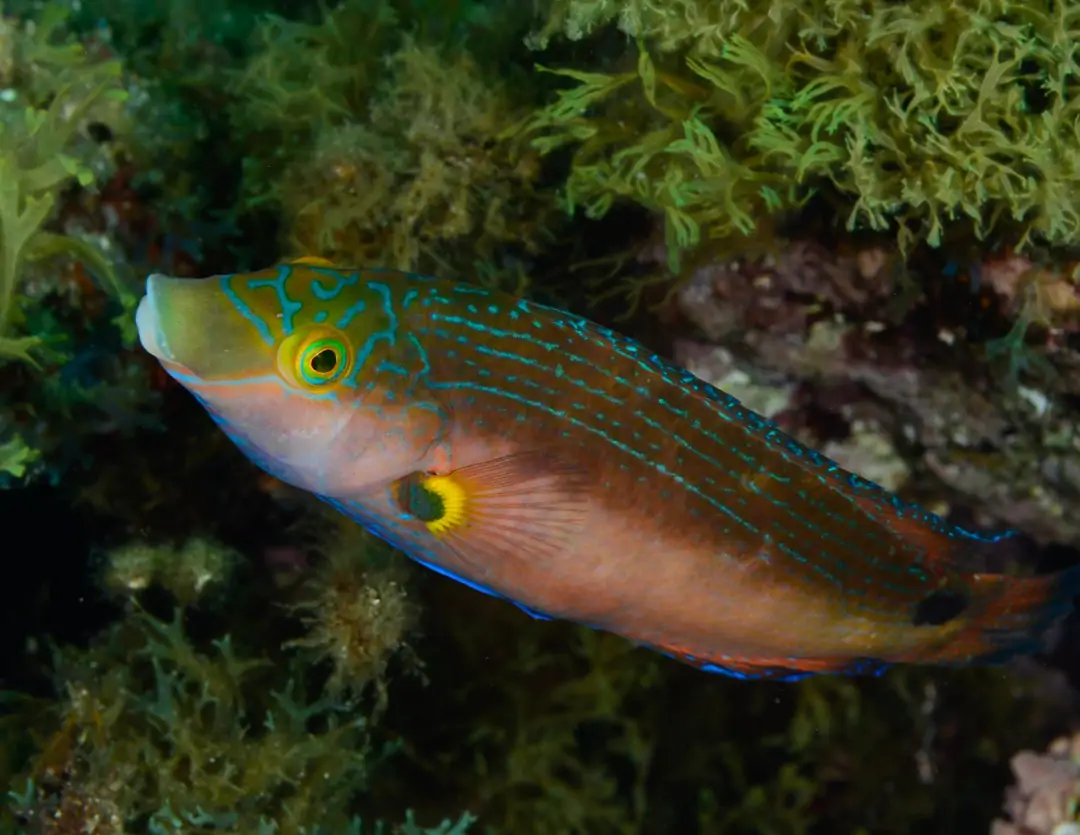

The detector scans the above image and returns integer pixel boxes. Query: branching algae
[523,0,1080,269]
[0,6,129,364]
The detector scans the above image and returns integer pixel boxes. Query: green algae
[0,2,1076,834]
[523,0,1080,270]
[0,7,129,364]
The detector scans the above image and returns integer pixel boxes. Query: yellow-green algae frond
[0,5,129,365]
[524,0,1080,269]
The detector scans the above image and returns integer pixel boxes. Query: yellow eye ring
[278,327,352,390]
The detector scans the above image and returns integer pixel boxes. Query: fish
[134,257,1080,681]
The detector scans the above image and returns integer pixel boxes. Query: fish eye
[310,347,337,373]
[276,326,353,390]
[297,337,347,386]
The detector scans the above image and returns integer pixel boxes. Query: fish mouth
[136,273,175,363]
[133,271,281,381]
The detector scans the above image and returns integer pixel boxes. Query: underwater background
[4,0,1080,832]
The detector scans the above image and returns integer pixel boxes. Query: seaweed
[1,3,1077,834]
[522,0,1080,272]
[226,0,557,285]
[0,6,129,364]
[3,519,471,834]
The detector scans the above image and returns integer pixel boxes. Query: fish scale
[415,291,930,604]
[134,260,1080,680]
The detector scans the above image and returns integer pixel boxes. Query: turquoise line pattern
[401,279,1014,618]
[184,264,1020,680]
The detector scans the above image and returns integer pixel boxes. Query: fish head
[136,261,435,494]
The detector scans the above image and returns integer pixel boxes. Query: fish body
[135,260,1080,680]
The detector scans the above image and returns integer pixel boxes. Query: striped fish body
[136,262,1080,680]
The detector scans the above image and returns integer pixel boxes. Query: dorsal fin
[290,255,337,267]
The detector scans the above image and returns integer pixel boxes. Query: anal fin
[515,602,554,621]
[664,647,891,682]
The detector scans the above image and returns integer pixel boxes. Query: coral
[683,338,914,493]
[673,339,795,418]
[992,733,1080,835]
[672,236,1080,547]
[523,0,1080,271]
[819,421,911,493]
[974,255,1080,388]
[662,234,901,341]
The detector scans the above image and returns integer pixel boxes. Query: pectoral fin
[393,450,589,574]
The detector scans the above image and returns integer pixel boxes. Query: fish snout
[133,271,284,381]
[136,274,174,362]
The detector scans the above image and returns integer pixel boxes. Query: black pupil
[310,348,338,374]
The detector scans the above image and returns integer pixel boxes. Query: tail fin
[923,565,1080,666]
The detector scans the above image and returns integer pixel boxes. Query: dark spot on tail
[913,590,969,626]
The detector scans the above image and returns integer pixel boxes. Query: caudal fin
[923,565,1080,666]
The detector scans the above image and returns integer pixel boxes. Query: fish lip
[136,273,172,362]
